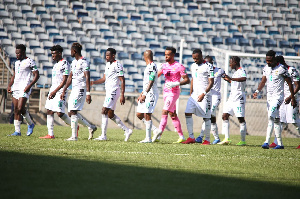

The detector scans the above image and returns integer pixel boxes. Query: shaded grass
[0,124,299,199]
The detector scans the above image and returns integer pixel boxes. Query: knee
[136,113,143,120]
[238,117,245,123]
[211,117,216,123]
[57,112,64,118]
[108,111,114,119]
[222,114,229,121]
[162,110,168,115]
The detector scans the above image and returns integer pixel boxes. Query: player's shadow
[0,150,299,199]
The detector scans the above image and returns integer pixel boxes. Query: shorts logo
[166,100,171,107]
[58,101,62,108]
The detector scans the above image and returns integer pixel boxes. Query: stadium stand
[0,0,299,95]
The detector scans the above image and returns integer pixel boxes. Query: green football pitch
[0,123,299,199]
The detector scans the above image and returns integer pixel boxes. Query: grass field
[0,123,299,199]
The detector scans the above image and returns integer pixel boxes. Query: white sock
[14,120,21,133]
[111,115,129,132]
[211,123,219,140]
[200,122,204,138]
[222,120,230,139]
[203,118,211,142]
[240,122,246,142]
[265,117,274,144]
[47,114,54,136]
[71,114,78,138]
[185,115,194,139]
[101,114,108,137]
[77,113,92,128]
[292,122,300,134]
[145,120,152,140]
[142,118,157,131]
[274,119,282,146]
[60,114,71,126]
[22,111,33,125]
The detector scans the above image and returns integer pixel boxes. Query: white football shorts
[223,96,246,117]
[211,94,221,117]
[279,98,299,123]
[45,90,68,113]
[137,92,158,113]
[68,89,86,112]
[267,98,283,119]
[12,89,31,99]
[185,94,212,118]
[103,88,120,110]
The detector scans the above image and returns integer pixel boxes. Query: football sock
[222,120,230,139]
[47,114,54,136]
[185,115,194,139]
[142,118,157,131]
[111,115,129,132]
[101,114,108,137]
[203,118,211,142]
[14,120,21,133]
[60,114,71,126]
[211,123,219,140]
[274,119,282,146]
[240,122,246,142]
[265,117,274,144]
[71,114,78,138]
[22,110,33,125]
[145,120,152,140]
[292,121,300,134]
[77,113,91,128]
[200,122,204,138]
[159,114,168,132]
[273,137,278,145]
[171,116,184,138]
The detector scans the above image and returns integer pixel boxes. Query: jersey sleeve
[240,69,247,78]
[62,61,70,76]
[290,67,300,82]
[82,60,90,72]
[262,66,267,76]
[191,64,196,79]
[220,68,226,78]
[280,67,290,78]
[116,61,124,76]
[29,59,38,71]
[208,64,214,78]
[180,64,187,76]
[148,63,157,81]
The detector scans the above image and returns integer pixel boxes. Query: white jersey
[211,67,225,95]
[71,57,90,90]
[228,67,247,101]
[105,60,124,92]
[191,61,214,98]
[283,66,300,98]
[143,62,158,94]
[263,63,290,100]
[12,57,37,91]
[50,59,70,92]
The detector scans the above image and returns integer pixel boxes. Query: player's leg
[139,113,152,143]
[40,109,55,139]
[10,96,22,136]
[18,95,35,136]
[95,106,109,140]
[200,95,212,145]
[170,110,185,143]
[211,116,220,144]
[236,117,247,146]
[66,110,79,141]
[109,109,132,141]
[77,113,97,140]
[218,113,231,145]
[183,97,196,144]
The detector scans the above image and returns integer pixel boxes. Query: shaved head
[144,50,153,60]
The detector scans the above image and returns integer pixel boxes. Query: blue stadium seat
[238,38,250,46]
[232,32,243,39]
[279,40,290,48]
[212,37,223,45]
[149,41,161,49]
[131,52,142,60]
[118,52,129,60]
[225,37,236,45]
[293,42,300,52]
[285,48,297,56]
[93,58,105,65]
[252,39,264,47]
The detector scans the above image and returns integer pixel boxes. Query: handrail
[0,49,13,75]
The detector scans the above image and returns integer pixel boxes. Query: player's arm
[84,70,91,104]
[285,80,300,104]
[24,70,39,93]
[91,74,106,85]
[119,76,125,105]
[49,75,68,99]
[60,72,72,100]
[284,77,296,107]
[189,78,193,95]
[253,76,266,99]
[198,77,214,102]
[180,74,190,85]
[230,77,246,82]
[7,70,15,93]
[139,72,155,103]
[157,70,163,77]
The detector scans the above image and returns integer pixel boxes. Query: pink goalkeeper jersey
[161,61,187,93]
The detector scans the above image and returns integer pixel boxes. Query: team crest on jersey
[275,70,279,75]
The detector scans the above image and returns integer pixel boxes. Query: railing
[0,48,13,85]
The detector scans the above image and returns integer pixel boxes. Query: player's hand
[86,95,91,104]
[120,94,125,105]
[198,93,205,102]
[253,92,258,99]
[60,92,65,100]
[7,86,12,93]
[291,97,297,108]
[90,81,94,86]
[140,95,146,103]
[165,82,180,89]
[48,91,57,99]
[24,86,30,93]
[284,96,291,104]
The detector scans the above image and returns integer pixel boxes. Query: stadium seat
[265,39,277,48]
[243,46,256,54]
[212,37,223,45]
[238,38,250,46]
